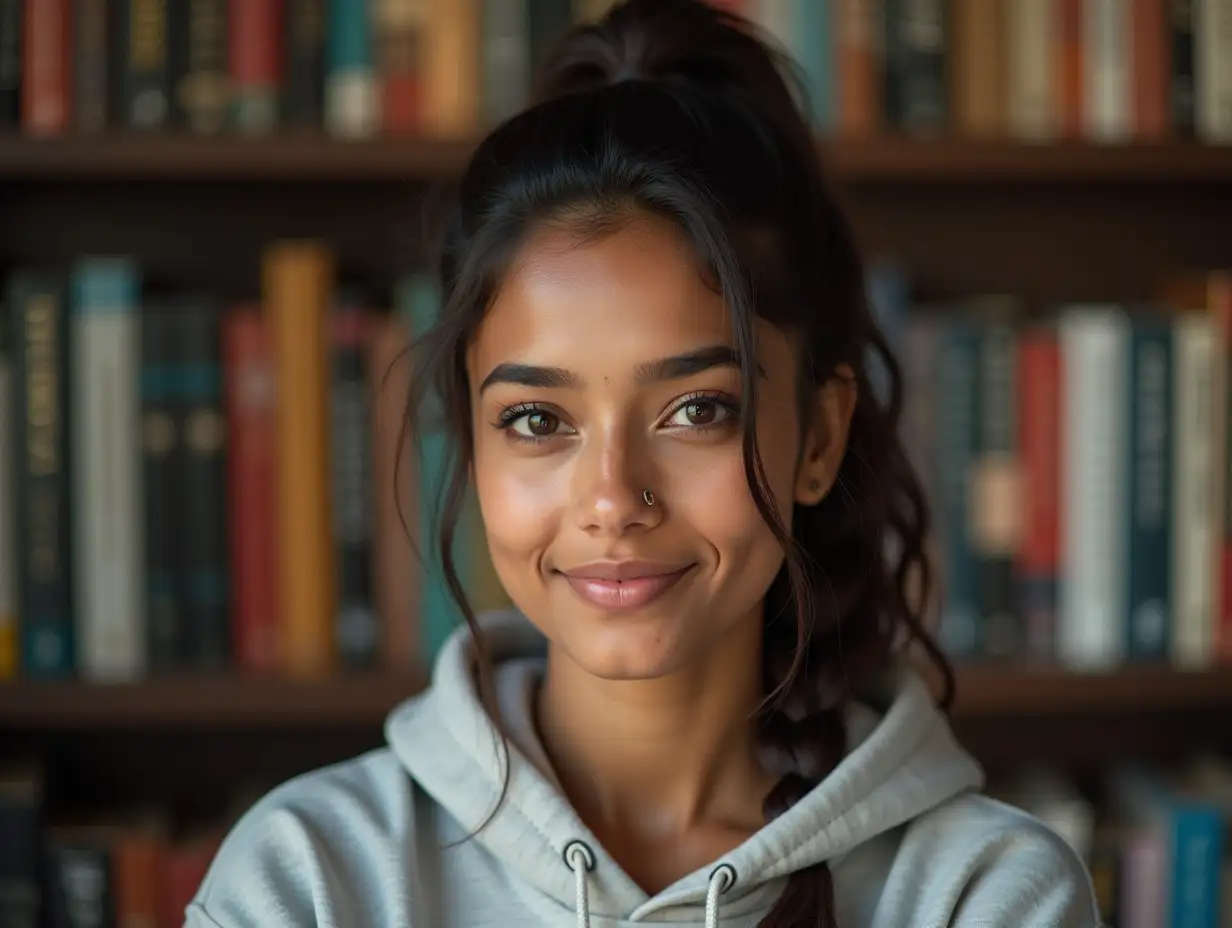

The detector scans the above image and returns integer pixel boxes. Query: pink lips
[560,561,693,610]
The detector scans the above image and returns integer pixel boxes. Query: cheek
[473,440,560,583]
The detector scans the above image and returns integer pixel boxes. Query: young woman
[187,1,1100,925]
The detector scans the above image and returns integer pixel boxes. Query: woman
[187,1,1099,926]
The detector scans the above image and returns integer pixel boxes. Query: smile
[558,562,695,611]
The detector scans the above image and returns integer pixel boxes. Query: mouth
[558,561,695,611]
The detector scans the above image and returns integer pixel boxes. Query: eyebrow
[478,344,761,393]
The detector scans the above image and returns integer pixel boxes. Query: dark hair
[406,1,954,925]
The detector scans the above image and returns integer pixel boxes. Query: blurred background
[1,0,1231,925]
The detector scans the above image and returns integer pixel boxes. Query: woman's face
[467,213,845,680]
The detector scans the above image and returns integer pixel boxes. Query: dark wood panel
[2,134,1231,184]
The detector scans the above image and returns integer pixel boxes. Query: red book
[1132,0,1169,139]
[159,835,220,928]
[224,308,279,674]
[22,0,71,135]
[229,0,283,133]
[378,0,422,135]
[1017,327,1063,661]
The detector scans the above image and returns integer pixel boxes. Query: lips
[559,561,694,610]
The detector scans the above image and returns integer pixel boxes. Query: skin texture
[465,213,856,894]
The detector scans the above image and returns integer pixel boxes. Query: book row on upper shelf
[3,752,1231,928]
[1,249,1231,686]
[1,0,1229,147]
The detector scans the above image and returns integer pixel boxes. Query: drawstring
[564,840,595,928]
[705,863,737,928]
[563,840,737,928]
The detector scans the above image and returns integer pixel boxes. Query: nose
[572,425,663,537]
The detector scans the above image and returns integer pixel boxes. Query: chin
[556,612,694,680]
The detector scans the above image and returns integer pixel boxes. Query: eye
[664,395,735,429]
[515,410,563,437]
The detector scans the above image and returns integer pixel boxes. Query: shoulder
[886,792,1103,927]
[186,748,420,928]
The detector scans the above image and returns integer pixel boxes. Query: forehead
[469,215,734,379]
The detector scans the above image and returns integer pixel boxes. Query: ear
[794,365,857,507]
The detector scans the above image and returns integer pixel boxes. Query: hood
[384,608,985,924]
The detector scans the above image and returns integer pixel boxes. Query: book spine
[1008,0,1057,140]
[528,0,571,73]
[952,0,1003,137]
[178,0,229,134]
[1058,0,1084,138]
[836,0,878,136]
[1171,0,1196,134]
[1125,316,1172,660]
[121,0,170,129]
[1216,275,1232,665]
[481,0,528,127]
[1017,328,1062,662]
[175,302,229,671]
[331,305,377,669]
[44,839,116,928]
[402,274,463,661]
[0,331,14,680]
[890,0,948,134]
[111,831,162,928]
[22,0,70,135]
[70,259,145,683]
[1059,308,1129,670]
[791,0,834,131]
[1166,802,1226,928]
[325,0,378,138]
[1196,0,1232,141]
[376,0,423,134]
[74,0,109,131]
[1172,312,1218,667]
[423,0,478,137]
[1132,0,1169,138]
[9,273,73,678]
[1084,0,1132,141]
[369,312,417,669]
[0,0,20,127]
[974,315,1022,659]
[0,772,40,928]
[140,309,181,671]
[935,318,981,659]
[284,0,325,128]
[223,309,279,674]
[229,0,281,134]
[265,242,336,678]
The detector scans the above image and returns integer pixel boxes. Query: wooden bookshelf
[2,665,1230,730]
[1,134,1231,184]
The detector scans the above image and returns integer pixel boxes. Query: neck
[535,612,772,842]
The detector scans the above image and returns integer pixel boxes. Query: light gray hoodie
[186,609,1102,927]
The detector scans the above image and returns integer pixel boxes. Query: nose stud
[643,489,655,506]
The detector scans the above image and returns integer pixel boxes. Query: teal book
[792,0,835,131]
[400,275,469,662]
[1125,311,1173,660]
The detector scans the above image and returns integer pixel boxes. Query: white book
[1059,307,1130,670]
[71,259,145,682]
[1084,0,1132,141]
[1008,0,1058,141]
[1197,0,1232,142]
[1172,313,1218,668]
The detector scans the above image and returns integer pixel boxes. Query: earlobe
[794,367,857,507]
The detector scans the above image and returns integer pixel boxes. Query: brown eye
[684,401,716,425]
[526,411,558,435]
[665,397,732,429]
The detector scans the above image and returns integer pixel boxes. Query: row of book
[870,266,1232,670]
[2,0,1230,143]
[986,755,1232,927]
[0,247,511,684]
[0,754,1228,928]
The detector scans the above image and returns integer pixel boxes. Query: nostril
[562,839,596,873]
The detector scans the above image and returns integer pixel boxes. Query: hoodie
[186,609,1101,927]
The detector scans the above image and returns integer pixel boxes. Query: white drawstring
[563,841,736,928]
[705,863,737,928]
[564,840,595,928]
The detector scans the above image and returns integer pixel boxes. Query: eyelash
[492,391,741,445]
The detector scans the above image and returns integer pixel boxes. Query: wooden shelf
[2,665,1229,730]
[1,133,1230,184]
